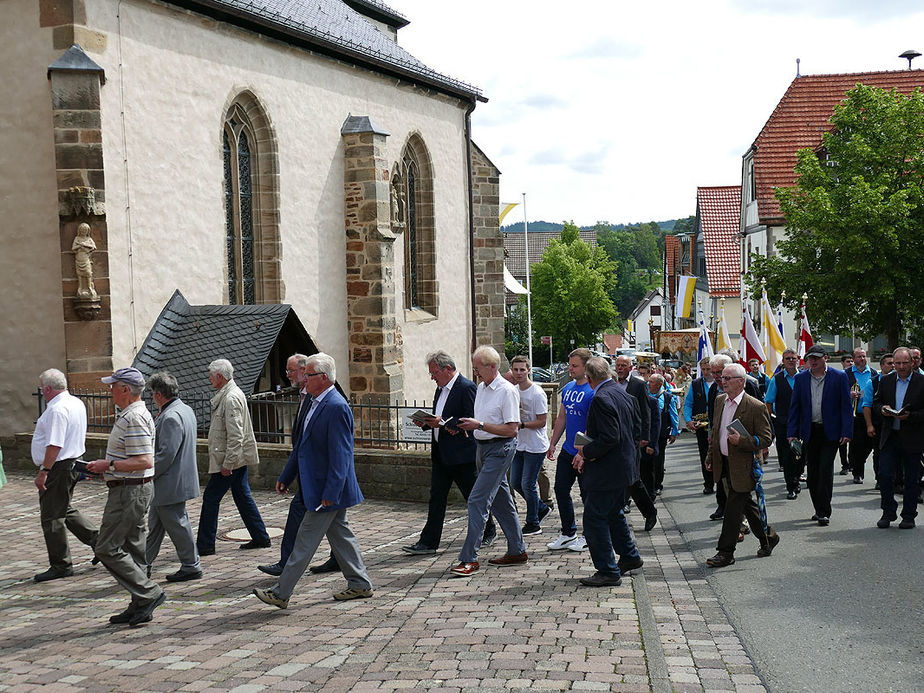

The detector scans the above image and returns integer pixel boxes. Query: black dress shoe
[853,477,862,484]
[198,547,215,556]
[34,567,73,583]
[703,487,714,495]
[644,513,657,532]
[109,605,137,624]
[786,491,797,500]
[166,568,203,582]
[239,539,271,550]
[899,518,915,529]
[91,556,101,566]
[258,562,284,576]
[309,556,340,574]
[580,572,622,587]
[877,514,897,528]
[706,553,735,568]
[709,510,724,521]
[811,514,819,521]
[617,556,644,574]
[817,516,830,526]
[757,531,780,557]
[128,592,166,627]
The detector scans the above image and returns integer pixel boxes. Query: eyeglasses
[784,357,798,361]
[719,376,743,381]
[303,372,325,378]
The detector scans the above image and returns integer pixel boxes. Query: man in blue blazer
[403,351,496,554]
[787,345,853,526]
[253,353,372,608]
[574,357,643,586]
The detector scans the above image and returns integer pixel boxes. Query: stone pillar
[470,143,505,351]
[341,116,403,406]
[48,44,113,388]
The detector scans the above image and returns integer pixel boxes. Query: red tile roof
[751,69,924,225]
[697,186,741,297]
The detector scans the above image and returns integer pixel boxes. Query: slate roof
[696,186,741,297]
[629,289,663,322]
[749,69,924,225]
[168,0,483,101]
[132,290,316,402]
[504,230,597,278]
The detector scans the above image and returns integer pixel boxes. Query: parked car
[531,367,553,382]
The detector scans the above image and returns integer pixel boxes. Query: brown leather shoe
[488,552,528,566]
[706,553,735,568]
[449,561,480,577]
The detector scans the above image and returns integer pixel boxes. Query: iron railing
[34,389,429,450]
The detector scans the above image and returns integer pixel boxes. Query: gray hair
[893,346,912,360]
[208,359,234,380]
[585,356,611,382]
[472,345,500,367]
[710,354,732,369]
[39,368,67,391]
[147,371,179,399]
[724,362,747,379]
[426,350,456,371]
[718,347,740,362]
[289,353,309,368]
[306,352,337,382]
[649,373,665,387]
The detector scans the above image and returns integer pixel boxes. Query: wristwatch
[519,422,524,430]
[109,460,116,472]
[478,422,485,430]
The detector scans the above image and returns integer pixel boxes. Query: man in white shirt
[31,368,98,583]
[452,346,527,577]
[509,356,551,535]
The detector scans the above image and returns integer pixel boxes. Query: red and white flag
[740,303,766,365]
[798,300,814,363]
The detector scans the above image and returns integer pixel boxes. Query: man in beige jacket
[196,359,271,555]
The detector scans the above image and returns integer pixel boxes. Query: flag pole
[522,193,534,367]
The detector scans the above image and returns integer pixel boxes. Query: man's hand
[839,437,852,445]
[572,452,585,474]
[668,435,676,445]
[275,481,288,495]
[686,421,697,432]
[457,417,481,431]
[418,415,441,429]
[35,472,47,492]
[645,446,654,455]
[86,459,108,474]
[867,425,876,438]
[546,444,557,460]
[787,436,796,442]
[727,430,741,447]
[320,499,332,507]
[221,467,232,477]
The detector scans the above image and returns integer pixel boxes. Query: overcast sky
[393,0,924,226]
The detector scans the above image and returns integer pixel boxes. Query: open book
[725,418,750,438]
[883,405,908,417]
[574,431,593,446]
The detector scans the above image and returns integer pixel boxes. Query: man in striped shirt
[86,367,166,627]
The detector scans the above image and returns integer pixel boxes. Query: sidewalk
[0,446,767,693]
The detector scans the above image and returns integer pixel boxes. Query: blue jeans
[554,449,582,537]
[511,451,549,525]
[879,436,922,521]
[197,467,270,553]
[582,488,639,578]
[458,438,526,563]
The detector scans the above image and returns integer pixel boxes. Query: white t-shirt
[516,382,550,453]
[473,375,520,441]
[32,391,87,466]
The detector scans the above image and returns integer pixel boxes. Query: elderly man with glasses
[705,363,777,568]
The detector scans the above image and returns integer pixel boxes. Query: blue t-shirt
[560,380,594,454]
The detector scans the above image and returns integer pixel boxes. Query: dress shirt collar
[439,371,460,394]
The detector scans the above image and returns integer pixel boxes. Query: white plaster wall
[0,0,67,436]
[84,0,474,402]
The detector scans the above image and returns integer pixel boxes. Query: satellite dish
[899,50,921,70]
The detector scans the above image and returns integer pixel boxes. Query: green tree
[748,84,924,348]
[529,222,618,360]
[597,223,660,318]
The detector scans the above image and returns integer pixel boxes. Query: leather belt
[107,477,153,488]
[475,437,514,445]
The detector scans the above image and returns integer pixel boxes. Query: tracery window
[395,134,437,315]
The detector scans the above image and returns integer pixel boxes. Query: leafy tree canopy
[747,84,924,348]
[529,221,618,360]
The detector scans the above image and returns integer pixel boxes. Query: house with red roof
[739,69,924,350]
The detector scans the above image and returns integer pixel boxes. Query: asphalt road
[658,433,924,693]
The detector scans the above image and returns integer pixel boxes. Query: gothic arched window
[221,94,282,305]
[397,134,437,315]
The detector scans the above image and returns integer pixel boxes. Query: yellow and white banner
[716,303,733,353]
[760,289,787,376]
[675,276,696,320]
[499,202,519,225]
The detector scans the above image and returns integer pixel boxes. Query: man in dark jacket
[684,356,716,493]
[403,350,496,554]
[573,357,642,587]
[765,349,800,499]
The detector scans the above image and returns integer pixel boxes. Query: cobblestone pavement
[0,455,767,693]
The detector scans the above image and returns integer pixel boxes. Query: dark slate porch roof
[133,290,317,400]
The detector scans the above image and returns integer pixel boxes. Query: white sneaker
[568,536,588,552]
[546,534,577,550]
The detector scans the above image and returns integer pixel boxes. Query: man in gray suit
[145,372,202,582]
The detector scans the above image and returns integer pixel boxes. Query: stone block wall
[470,143,505,351]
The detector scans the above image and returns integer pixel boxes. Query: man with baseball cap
[86,368,166,626]
[787,346,853,526]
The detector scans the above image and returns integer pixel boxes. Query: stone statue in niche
[390,176,406,231]
[72,223,98,299]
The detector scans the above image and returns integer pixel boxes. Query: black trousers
[848,415,876,480]
[640,450,657,503]
[418,444,495,549]
[806,424,838,518]
[775,424,802,493]
[696,428,712,490]
[717,474,769,555]
[39,459,98,571]
[655,436,669,491]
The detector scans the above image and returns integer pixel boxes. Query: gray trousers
[275,507,371,599]
[38,459,98,571]
[96,483,163,606]
[459,438,526,563]
[146,501,200,572]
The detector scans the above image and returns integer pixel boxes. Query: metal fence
[34,388,429,450]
